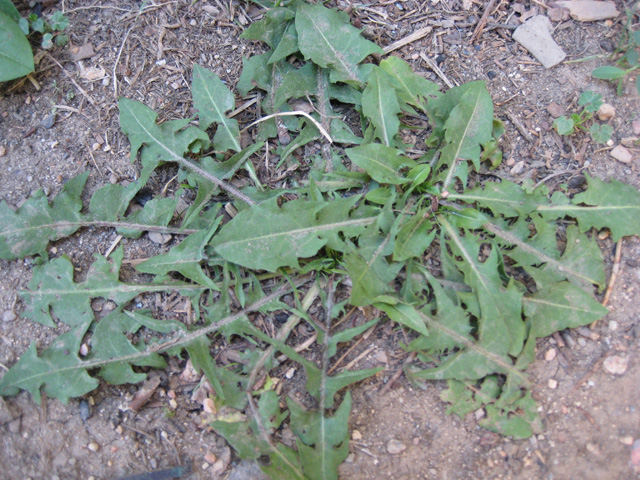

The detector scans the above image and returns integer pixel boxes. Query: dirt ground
[1,1,639,479]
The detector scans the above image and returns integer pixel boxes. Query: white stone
[513,16,566,68]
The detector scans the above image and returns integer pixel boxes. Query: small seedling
[553,91,613,143]
[21,10,70,49]
[592,8,640,96]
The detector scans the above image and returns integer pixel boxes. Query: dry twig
[470,0,497,44]
[382,26,433,55]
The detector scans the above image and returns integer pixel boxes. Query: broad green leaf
[295,3,382,84]
[406,269,471,354]
[288,393,351,480]
[273,62,317,111]
[236,53,271,96]
[553,116,574,135]
[523,281,608,337]
[377,302,428,337]
[137,222,222,290]
[240,7,294,49]
[90,311,167,385]
[345,144,414,185]
[589,123,613,143]
[0,11,34,81]
[88,182,140,222]
[448,180,545,218]
[405,303,528,384]
[538,174,640,241]
[119,98,209,169]
[393,208,435,262]
[438,81,493,188]
[21,248,202,329]
[213,392,306,480]
[362,67,402,145]
[269,21,299,64]
[0,172,88,259]
[192,64,241,152]
[117,196,179,238]
[379,56,440,111]
[343,215,403,306]
[578,90,602,113]
[517,281,608,369]
[0,329,97,404]
[0,307,180,404]
[592,66,626,80]
[441,218,524,357]
[480,392,539,439]
[486,220,605,290]
[330,118,362,145]
[0,0,20,22]
[210,198,378,272]
[187,337,248,409]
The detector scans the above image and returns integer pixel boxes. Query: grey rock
[386,438,407,455]
[513,16,566,68]
[40,113,56,129]
[226,460,269,480]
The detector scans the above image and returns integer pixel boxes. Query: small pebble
[544,348,557,361]
[610,145,633,164]
[475,408,485,420]
[510,160,525,176]
[0,145,5,157]
[632,118,640,136]
[40,113,56,129]
[8,418,20,433]
[375,351,388,364]
[577,338,587,347]
[547,102,565,118]
[87,442,100,452]
[351,430,362,441]
[386,439,406,455]
[79,399,91,422]
[548,379,558,389]
[603,355,629,375]
[203,398,216,414]
[2,311,17,323]
[586,443,600,455]
[609,320,618,331]
[620,436,634,445]
[596,103,615,121]
[204,453,217,464]
[148,232,172,245]
[211,459,226,475]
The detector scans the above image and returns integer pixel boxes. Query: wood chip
[129,375,162,412]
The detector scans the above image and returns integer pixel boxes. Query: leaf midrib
[215,216,377,249]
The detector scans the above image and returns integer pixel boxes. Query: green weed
[1,2,639,479]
